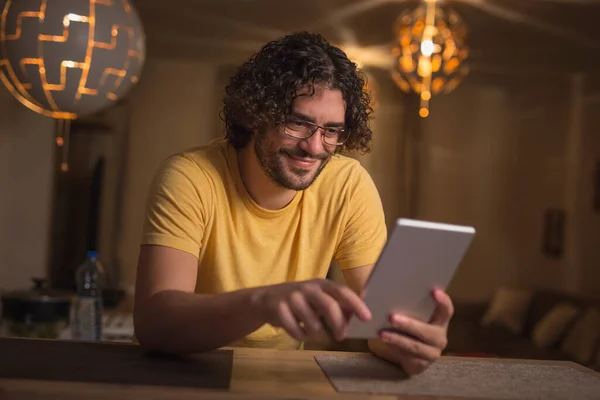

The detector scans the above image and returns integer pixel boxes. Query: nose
[298,128,326,156]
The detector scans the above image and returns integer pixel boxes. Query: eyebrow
[290,111,345,128]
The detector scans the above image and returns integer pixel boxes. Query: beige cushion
[531,303,580,349]
[561,308,600,366]
[481,287,533,335]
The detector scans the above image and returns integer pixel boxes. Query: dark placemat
[315,354,600,400]
[0,338,233,390]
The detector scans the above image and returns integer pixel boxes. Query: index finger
[322,280,372,321]
[429,288,454,327]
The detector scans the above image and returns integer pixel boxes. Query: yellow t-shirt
[141,138,387,350]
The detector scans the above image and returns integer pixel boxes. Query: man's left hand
[368,288,454,376]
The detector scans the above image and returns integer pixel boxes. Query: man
[133,32,453,376]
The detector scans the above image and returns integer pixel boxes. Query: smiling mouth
[285,153,319,168]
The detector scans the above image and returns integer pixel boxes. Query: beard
[253,133,331,191]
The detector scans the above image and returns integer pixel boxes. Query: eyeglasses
[283,117,350,146]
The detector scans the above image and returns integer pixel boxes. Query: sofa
[445,287,600,372]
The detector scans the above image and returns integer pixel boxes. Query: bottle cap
[87,250,98,260]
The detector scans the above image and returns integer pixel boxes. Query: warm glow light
[421,39,434,57]
[56,136,64,146]
[63,14,89,28]
[391,0,469,117]
[5,11,42,40]
[67,13,88,22]
[75,1,96,100]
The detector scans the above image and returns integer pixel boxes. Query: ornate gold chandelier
[391,0,469,118]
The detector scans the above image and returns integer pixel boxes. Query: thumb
[429,288,454,327]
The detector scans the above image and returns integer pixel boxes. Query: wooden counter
[0,337,596,400]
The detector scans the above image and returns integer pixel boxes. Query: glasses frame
[282,117,350,146]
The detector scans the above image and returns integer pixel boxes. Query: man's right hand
[252,279,372,342]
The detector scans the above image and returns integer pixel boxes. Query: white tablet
[346,218,475,339]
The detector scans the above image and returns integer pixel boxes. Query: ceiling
[131,0,600,76]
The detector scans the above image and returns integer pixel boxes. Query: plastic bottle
[71,251,104,341]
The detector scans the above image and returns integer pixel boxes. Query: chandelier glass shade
[391,0,469,118]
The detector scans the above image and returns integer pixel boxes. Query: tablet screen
[346,218,475,339]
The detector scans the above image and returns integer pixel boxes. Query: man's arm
[133,245,268,354]
[134,245,372,355]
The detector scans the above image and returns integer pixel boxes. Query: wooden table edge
[0,337,597,399]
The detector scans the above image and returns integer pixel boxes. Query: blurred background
[0,0,599,369]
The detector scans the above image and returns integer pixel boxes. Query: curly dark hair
[222,31,374,154]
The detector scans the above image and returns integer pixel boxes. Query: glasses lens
[285,120,311,139]
[324,129,350,146]
[284,119,349,146]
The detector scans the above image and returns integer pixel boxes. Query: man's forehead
[291,86,346,121]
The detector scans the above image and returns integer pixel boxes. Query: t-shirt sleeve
[140,154,212,258]
[334,165,388,270]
